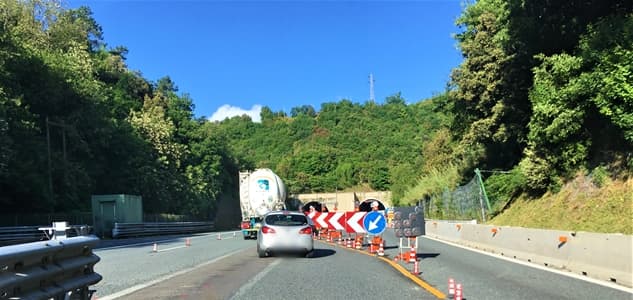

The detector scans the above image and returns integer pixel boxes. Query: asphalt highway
[90,231,632,300]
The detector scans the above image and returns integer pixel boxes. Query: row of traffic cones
[315,232,385,260]
[319,234,463,299]
[150,231,240,253]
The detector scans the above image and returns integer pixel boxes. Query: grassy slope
[489,177,633,235]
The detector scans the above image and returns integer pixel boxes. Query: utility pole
[45,117,69,211]
[46,116,53,208]
[369,73,375,102]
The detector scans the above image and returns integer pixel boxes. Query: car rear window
[265,214,308,226]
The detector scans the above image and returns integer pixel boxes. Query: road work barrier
[0,235,102,299]
[426,220,632,287]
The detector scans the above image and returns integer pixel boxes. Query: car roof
[265,210,306,216]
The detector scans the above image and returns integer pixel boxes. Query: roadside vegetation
[491,177,632,235]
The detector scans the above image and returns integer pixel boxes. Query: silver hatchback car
[257,211,314,258]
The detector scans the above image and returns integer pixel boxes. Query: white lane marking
[229,259,281,300]
[423,236,633,293]
[97,248,250,300]
[96,231,241,251]
[157,245,187,252]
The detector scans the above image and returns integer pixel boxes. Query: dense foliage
[0,1,238,217]
[1,0,630,219]
[213,94,451,199]
[450,0,632,197]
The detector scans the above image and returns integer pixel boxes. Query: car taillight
[241,221,250,229]
[299,226,312,235]
[261,226,276,234]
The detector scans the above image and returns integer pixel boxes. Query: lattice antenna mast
[369,73,375,102]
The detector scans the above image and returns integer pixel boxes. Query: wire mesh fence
[424,173,490,222]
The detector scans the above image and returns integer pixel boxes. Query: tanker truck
[239,169,287,239]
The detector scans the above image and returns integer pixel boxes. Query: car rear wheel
[257,243,267,258]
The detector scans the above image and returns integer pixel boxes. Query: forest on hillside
[0,0,631,220]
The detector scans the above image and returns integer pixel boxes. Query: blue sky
[68,0,464,121]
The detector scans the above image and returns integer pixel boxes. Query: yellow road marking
[377,256,447,299]
[317,240,447,299]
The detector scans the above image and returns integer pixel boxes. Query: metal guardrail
[0,225,92,247]
[0,235,102,299]
[112,222,215,238]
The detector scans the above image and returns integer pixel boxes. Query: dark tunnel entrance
[301,201,329,213]
[358,199,386,212]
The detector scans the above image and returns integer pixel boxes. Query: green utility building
[91,194,142,238]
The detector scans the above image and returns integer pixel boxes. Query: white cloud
[208,104,262,123]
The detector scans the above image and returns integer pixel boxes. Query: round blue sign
[363,211,387,235]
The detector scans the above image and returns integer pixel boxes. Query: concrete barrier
[425,220,632,287]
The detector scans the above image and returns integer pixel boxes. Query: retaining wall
[425,220,632,287]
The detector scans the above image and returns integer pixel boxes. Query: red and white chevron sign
[328,212,345,231]
[315,212,329,228]
[305,211,366,233]
[307,211,318,221]
[345,212,366,233]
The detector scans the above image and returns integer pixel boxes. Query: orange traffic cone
[378,241,385,256]
[411,260,420,275]
[409,246,416,263]
[152,243,158,252]
[448,278,455,298]
[455,283,463,300]
[185,238,191,247]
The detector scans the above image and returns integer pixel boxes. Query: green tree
[522,13,633,191]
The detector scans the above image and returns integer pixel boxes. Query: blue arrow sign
[363,211,386,235]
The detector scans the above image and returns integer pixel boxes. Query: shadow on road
[309,248,336,258]
[417,252,440,260]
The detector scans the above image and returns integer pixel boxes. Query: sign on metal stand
[392,206,424,259]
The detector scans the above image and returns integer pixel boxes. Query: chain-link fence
[424,170,491,222]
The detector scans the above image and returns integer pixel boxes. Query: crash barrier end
[0,234,102,299]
